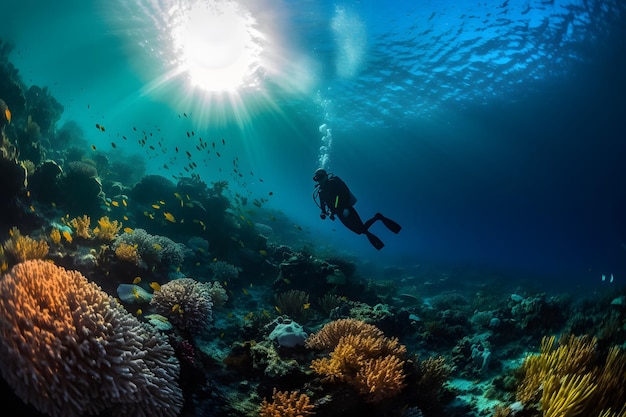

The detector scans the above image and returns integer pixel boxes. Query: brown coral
[259,388,315,417]
[0,260,183,417]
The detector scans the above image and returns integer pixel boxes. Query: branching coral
[150,277,213,334]
[259,388,315,417]
[69,214,92,239]
[0,260,182,417]
[2,227,49,263]
[353,354,406,403]
[92,215,122,241]
[307,319,406,403]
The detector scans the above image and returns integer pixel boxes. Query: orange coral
[0,260,183,417]
[93,216,122,241]
[353,355,406,403]
[114,242,139,264]
[308,319,406,403]
[69,214,92,239]
[259,388,315,417]
[2,227,49,263]
[305,318,386,350]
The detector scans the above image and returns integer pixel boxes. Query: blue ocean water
[2,0,625,290]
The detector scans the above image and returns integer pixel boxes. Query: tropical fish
[132,276,142,284]
[111,201,119,207]
[163,212,176,223]
[149,282,161,291]
[123,227,133,233]
[153,243,162,251]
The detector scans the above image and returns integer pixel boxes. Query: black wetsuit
[317,175,401,249]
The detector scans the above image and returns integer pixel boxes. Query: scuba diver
[313,168,401,250]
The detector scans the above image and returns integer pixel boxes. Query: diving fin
[366,231,385,250]
[377,213,402,234]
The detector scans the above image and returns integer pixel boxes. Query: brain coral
[150,278,213,334]
[0,260,183,417]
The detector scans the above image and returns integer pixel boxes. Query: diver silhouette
[313,168,401,250]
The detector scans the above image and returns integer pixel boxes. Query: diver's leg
[365,231,384,250]
[339,207,367,234]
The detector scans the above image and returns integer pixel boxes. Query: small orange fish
[62,231,72,243]
[149,282,161,292]
[163,212,176,223]
[111,201,119,207]
[123,227,133,233]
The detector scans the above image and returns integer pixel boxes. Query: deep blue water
[2,0,625,290]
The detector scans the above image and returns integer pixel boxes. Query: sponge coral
[0,260,183,417]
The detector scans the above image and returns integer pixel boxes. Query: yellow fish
[152,204,160,209]
[303,303,311,310]
[153,243,162,250]
[149,282,161,292]
[242,288,248,295]
[136,309,143,315]
[62,230,73,243]
[163,212,176,223]
[274,306,282,313]
[132,277,141,284]
[123,216,129,221]
[259,249,267,256]
[122,199,127,207]
[5,108,11,123]
[111,201,119,207]
[123,227,133,233]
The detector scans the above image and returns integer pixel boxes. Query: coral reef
[259,388,315,417]
[307,319,407,403]
[499,334,626,417]
[150,277,213,334]
[0,260,182,417]
[2,227,49,263]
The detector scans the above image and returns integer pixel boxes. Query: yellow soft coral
[114,242,139,264]
[259,388,315,417]
[49,228,61,245]
[93,216,122,241]
[511,335,626,417]
[2,227,49,263]
[69,215,92,239]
